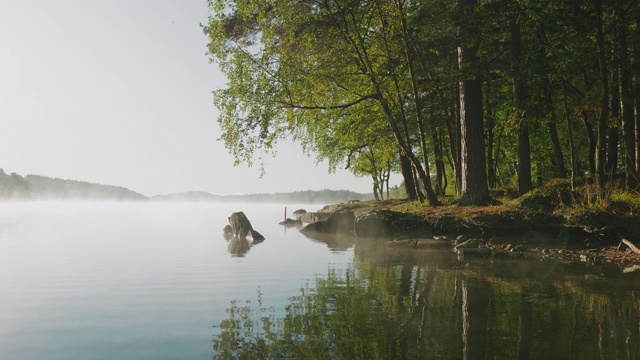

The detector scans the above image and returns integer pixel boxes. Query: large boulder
[354,211,393,239]
[292,209,307,217]
[354,210,409,239]
[298,212,330,224]
[228,211,253,239]
[300,209,355,236]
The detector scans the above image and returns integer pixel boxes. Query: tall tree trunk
[486,80,497,188]
[582,112,597,176]
[398,0,440,206]
[445,100,462,195]
[608,25,620,176]
[596,0,609,189]
[563,81,578,189]
[618,3,638,189]
[458,0,490,206]
[510,14,533,195]
[431,130,444,196]
[542,77,567,178]
[400,150,418,200]
[538,28,566,179]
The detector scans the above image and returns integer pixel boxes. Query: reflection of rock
[300,210,355,236]
[298,212,330,224]
[228,236,251,257]
[299,232,355,251]
[229,211,254,239]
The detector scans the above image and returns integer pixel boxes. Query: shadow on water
[212,237,640,359]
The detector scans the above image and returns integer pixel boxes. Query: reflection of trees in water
[213,257,640,359]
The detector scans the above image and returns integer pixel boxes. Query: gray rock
[298,212,330,224]
[249,229,265,242]
[300,210,355,236]
[279,218,302,226]
[229,211,253,239]
[292,209,307,216]
[354,210,395,239]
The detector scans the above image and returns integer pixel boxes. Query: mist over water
[1,202,639,359]
[0,202,349,360]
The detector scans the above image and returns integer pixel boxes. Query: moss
[512,179,575,212]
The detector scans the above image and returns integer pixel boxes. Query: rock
[279,218,302,226]
[300,210,355,236]
[249,229,265,242]
[292,209,307,220]
[347,200,361,204]
[354,210,396,239]
[298,212,330,224]
[454,238,482,251]
[228,211,254,239]
[326,210,355,233]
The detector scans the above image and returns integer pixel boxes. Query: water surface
[0,202,638,359]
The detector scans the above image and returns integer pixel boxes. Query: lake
[0,202,639,359]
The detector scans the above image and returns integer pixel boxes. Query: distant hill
[0,168,371,203]
[0,169,31,200]
[25,175,147,201]
[151,189,373,204]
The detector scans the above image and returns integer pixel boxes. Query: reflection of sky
[0,0,380,196]
[0,203,353,359]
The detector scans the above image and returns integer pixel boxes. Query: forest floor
[320,179,640,268]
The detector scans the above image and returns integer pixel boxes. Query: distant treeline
[151,190,373,204]
[0,169,371,203]
[0,170,147,201]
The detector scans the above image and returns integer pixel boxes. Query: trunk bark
[563,81,578,189]
[458,0,490,206]
[400,150,418,200]
[511,15,533,195]
[608,28,620,176]
[618,4,637,189]
[596,0,609,189]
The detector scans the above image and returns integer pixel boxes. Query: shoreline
[300,199,640,269]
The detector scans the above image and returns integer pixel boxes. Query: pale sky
[0,0,384,196]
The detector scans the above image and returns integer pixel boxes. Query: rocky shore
[293,197,640,270]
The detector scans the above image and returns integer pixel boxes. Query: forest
[204,0,640,206]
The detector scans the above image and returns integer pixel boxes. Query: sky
[0,0,388,196]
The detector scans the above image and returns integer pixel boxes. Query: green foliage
[205,0,640,202]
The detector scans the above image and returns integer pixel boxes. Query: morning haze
[0,0,379,197]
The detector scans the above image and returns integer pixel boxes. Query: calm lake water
[1,202,639,359]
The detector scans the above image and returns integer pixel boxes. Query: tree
[205,0,442,205]
[457,0,490,205]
